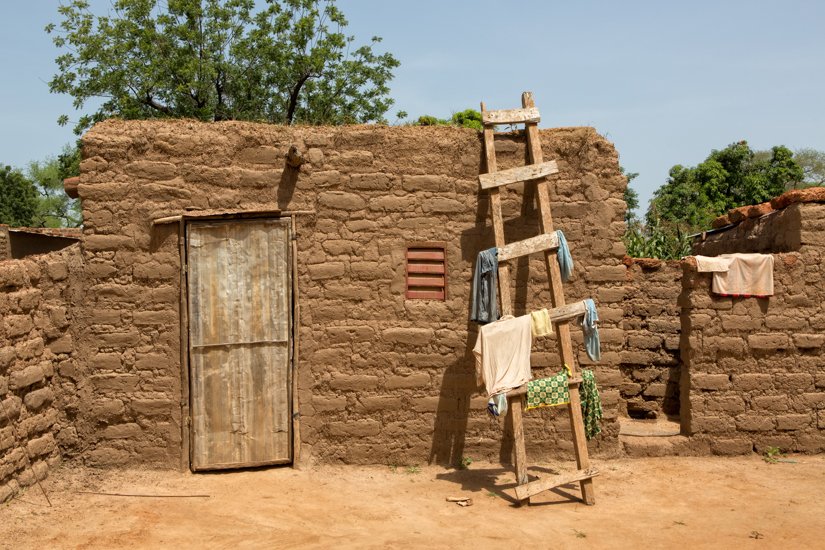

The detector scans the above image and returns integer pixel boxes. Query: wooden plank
[482,99,527,495]
[548,300,587,324]
[153,209,315,227]
[407,263,445,275]
[513,468,600,501]
[482,106,541,125]
[178,219,190,472]
[478,161,558,190]
[508,394,529,489]
[405,276,445,288]
[406,250,445,261]
[153,214,183,226]
[187,220,291,470]
[406,289,445,300]
[523,91,596,505]
[497,232,560,262]
[481,101,512,317]
[290,216,300,469]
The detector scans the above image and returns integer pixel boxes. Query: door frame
[176,214,299,472]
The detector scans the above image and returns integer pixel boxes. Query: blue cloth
[556,230,573,282]
[487,393,508,417]
[582,298,601,362]
[471,247,499,324]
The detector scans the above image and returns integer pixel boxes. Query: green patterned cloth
[526,370,571,410]
[526,367,602,440]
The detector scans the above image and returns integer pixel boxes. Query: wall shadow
[277,166,299,209]
[427,163,546,467]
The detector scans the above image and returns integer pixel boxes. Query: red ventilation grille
[406,243,447,300]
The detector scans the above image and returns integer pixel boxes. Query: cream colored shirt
[473,315,533,397]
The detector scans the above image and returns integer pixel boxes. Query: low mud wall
[0,245,81,502]
[621,259,682,419]
[681,252,825,454]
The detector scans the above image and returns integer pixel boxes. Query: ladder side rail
[481,100,528,489]
[522,91,596,506]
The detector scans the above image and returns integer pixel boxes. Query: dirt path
[2,455,823,549]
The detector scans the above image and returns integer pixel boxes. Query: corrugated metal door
[187,219,291,470]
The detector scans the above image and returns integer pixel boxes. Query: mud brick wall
[0,226,9,261]
[621,259,682,420]
[74,119,627,468]
[0,245,81,502]
[681,252,825,455]
[694,202,825,256]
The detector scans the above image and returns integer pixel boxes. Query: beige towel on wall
[695,253,774,296]
[473,314,533,397]
[694,255,734,272]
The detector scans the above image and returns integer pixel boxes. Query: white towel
[695,253,774,296]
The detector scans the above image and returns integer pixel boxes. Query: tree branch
[285,72,315,125]
[144,94,173,115]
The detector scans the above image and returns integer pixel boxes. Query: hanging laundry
[581,298,600,362]
[694,256,734,272]
[471,247,500,324]
[486,393,508,418]
[525,367,603,440]
[695,253,774,297]
[525,365,572,411]
[530,308,553,337]
[556,230,573,282]
[579,369,602,439]
[473,315,532,397]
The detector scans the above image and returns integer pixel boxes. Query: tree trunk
[285,73,313,125]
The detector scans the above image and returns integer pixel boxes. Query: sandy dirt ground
[1,454,823,549]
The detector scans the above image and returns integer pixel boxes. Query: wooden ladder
[479,91,596,505]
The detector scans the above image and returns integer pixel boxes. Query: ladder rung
[482,107,541,126]
[497,232,560,262]
[478,161,558,190]
[513,467,600,501]
[546,300,588,324]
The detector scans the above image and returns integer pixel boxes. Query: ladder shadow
[435,466,521,506]
[435,465,583,507]
[425,194,495,468]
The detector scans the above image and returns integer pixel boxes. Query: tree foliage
[0,166,39,227]
[794,148,825,187]
[625,141,804,260]
[649,141,802,232]
[620,167,639,223]
[47,0,399,133]
[414,109,483,131]
[0,144,82,228]
[27,148,83,228]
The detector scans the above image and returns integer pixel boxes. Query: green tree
[0,166,39,227]
[794,148,825,187]
[649,141,802,231]
[27,149,82,228]
[620,167,639,223]
[626,141,803,259]
[57,143,81,181]
[47,0,399,133]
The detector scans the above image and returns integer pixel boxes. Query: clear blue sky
[2,1,824,211]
